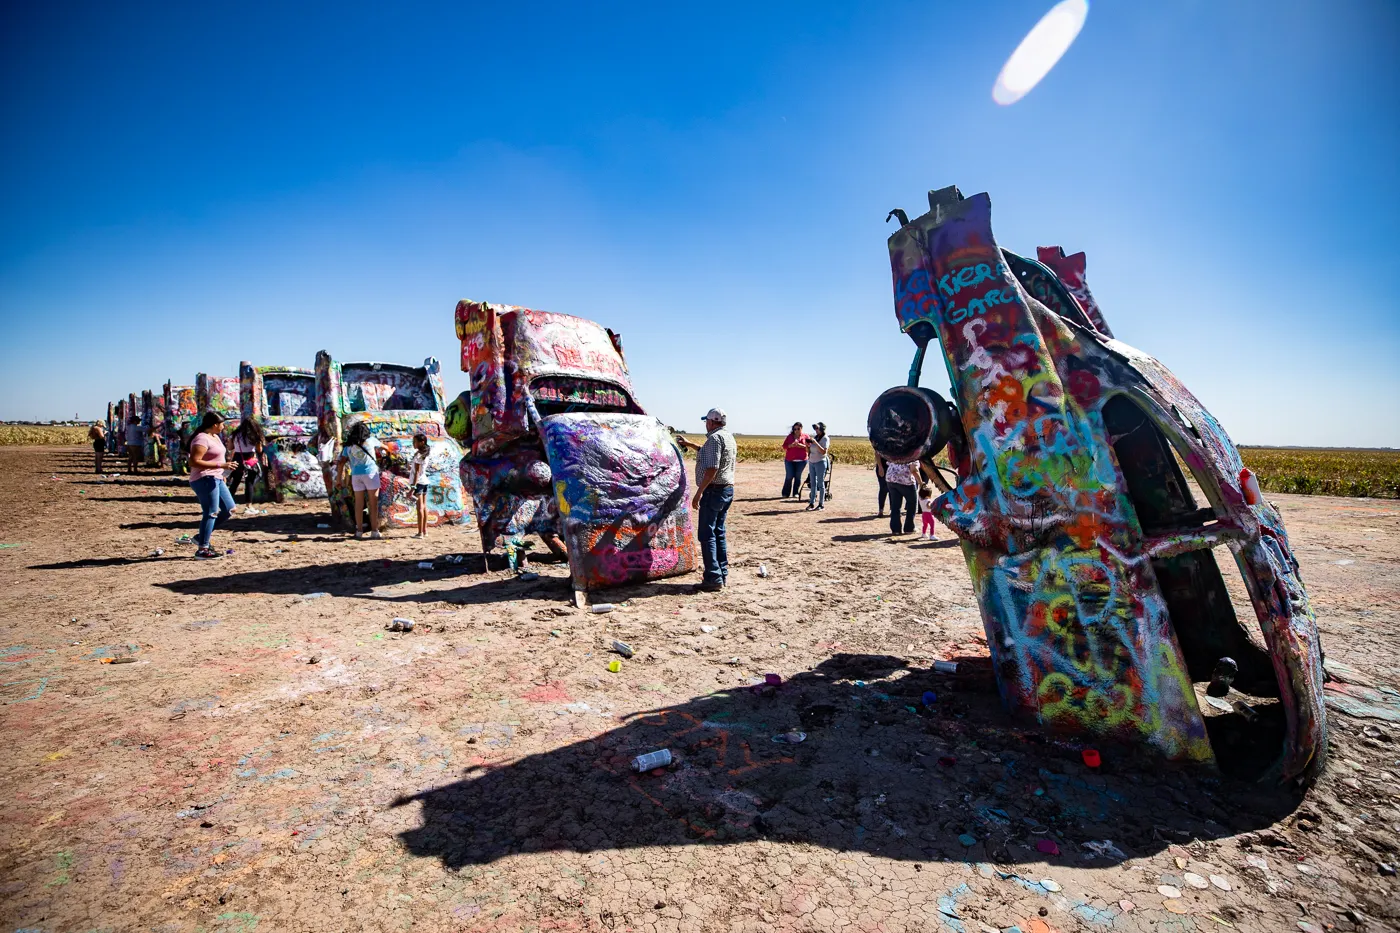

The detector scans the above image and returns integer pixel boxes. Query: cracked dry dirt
[2,446,1398,933]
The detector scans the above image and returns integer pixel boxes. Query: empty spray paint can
[631,749,672,772]
[612,640,634,658]
[933,660,959,674]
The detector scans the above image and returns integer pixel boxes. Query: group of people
[180,414,436,559]
[779,421,832,510]
[875,454,938,540]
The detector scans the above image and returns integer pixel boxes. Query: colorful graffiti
[112,400,127,455]
[872,185,1325,784]
[164,383,197,474]
[239,362,325,501]
[454,300,696,593]
[315,352,467,529]
[196,374,240,423]
[105,402,118,454]
[140,389,168,468]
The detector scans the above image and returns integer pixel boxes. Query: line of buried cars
[101,185,1327,787]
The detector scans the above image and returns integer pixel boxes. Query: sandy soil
[1,446,1398,933]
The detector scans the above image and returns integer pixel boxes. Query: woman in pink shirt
[781,422,810,499]
[188,412,235,559]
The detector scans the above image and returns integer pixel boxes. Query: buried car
[164,382,198,474]
[141,389,167,468]
[196,373,241,424]
[315,352,467,529]
[869,186,1326,785]
[451,300,696,595]
[239,362,325,500]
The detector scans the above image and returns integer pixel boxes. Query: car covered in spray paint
[196,373,241,424]
[106,402,119,454]
[141,389,167,468]
[869,186,1326,785]
[315,352,467,529]
[164,382,197,474]
[451,300,696,595]
[239,362,325,500]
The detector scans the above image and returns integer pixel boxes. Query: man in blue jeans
[678,408,736,592]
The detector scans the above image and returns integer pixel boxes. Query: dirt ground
[2,446,1398,933]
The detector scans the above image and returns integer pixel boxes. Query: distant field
[0,424,90,446]
[725,435,1400,499]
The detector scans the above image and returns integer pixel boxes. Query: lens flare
[992,0,1089,106]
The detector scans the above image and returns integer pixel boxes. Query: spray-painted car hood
[871,186,1325,785]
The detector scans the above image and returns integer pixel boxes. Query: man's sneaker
[195,547,221,560]
[370,531,383,540]
[696,580,724,592]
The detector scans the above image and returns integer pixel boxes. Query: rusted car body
[315,352,467,529]
[239,362,325,500]
[869,186,1326,784]
[452,301,696,594]
[164,383,197,474]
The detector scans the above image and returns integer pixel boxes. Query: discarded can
[151,548,164,557]
[764,673,782,686]
[316,523,331,529]
[389,617,415,632]
[1081,748,1102,768]
[591,604,615,614]
[607,659,622,673]
[631,749,672,772]
[612,640,634,658]
[757,563,769,578]
[921,691,937,706]
[225,548,234,556]
[932,660,959,674]
[518,572,540,582]
[417,561,434,569]
[772,731,807,744]
[1231,698,1260,722]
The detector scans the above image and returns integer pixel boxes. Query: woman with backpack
[226,419,267,509]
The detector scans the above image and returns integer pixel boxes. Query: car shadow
[155,552,634,606]
[391,653,1300,870]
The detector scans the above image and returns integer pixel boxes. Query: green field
[724,434,1400,499]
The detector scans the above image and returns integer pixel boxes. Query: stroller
[799,453,834,502]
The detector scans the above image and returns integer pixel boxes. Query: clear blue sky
[2,1,1397,446]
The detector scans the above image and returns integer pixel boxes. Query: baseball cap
[702,408,727,425]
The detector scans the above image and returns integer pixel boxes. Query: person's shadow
[392,654,1299,870]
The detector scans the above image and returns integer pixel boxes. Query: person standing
[88,422,106,473]
[884,457,920,535]
[678,408,736,591]
[804,422,830,511]
[875,454,889,517]
[188,412,234,559]
[124,416,144,473]
[917,481,939,540]
[226,419,266,510]
[780,422,809,499]
[338,422,387,540]
[408,432,431,539]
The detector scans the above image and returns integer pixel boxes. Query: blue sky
[2,1,1397,446]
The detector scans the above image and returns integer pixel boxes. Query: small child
[917,482,938,540]
[409,433,431,538]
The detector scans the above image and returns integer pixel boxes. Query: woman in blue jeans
[187,412,235,559]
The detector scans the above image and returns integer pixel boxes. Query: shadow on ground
[152,551,602,605]
[392,654,1301,869]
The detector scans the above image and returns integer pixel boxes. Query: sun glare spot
[992,0,1089,106]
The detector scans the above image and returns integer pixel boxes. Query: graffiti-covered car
[452,300,696,596]
[196,373,240,423]
[239,362,325,500]
[141,389,167,468]
[164,382,197,474]
[870,186,1325,785]
[315,352,467,529]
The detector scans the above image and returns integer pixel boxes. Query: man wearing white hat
[678,407,736,591]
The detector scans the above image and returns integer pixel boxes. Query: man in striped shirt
[678,407,736,591]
